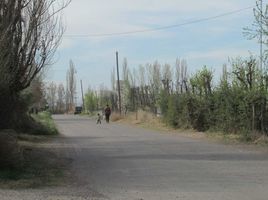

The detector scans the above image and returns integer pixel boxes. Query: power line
[64,6,254,38]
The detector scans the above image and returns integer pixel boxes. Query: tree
[98,85,112,109]
[111,67,116,91]
[57,84,66,113]
[21,75,46,114]
[189,66,213,97]
[146,61,161,113]
[46,82,57,113]
[84,88,98,114]
[244,1,268,68]
[66,60,76,112]
[0,0,70,129]
[231,57,264,132]
[121,58,132,114]
[175,58,188,93]
[162,64,172,94]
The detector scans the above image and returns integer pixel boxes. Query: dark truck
[74,106,82,114]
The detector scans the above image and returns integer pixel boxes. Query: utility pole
[259,0,265,134]
[116,51,122,115]
[260,0,263,72]
[80,79,85,111]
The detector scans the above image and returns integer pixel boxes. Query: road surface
[1,114,268,200]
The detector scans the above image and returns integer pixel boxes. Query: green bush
[30,111,58,135]
[160,57,268,136]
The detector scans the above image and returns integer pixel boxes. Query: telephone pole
[260,0,263,72]
[116,51,122,115]
[80,79,85,111]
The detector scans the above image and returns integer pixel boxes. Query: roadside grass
[0,133,70,189]
[118,110,268,146]
[205,131,268,146]
[111,112,124,122]
[115,110,184,132]
[0,112,69,189]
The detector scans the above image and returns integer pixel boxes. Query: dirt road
[1,114,268,200]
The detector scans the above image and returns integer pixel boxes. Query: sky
[46,0,265,94]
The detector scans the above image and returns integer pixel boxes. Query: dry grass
[111,112,124,122]
[247,131,268,145]
[0,132,70,189]
[117,110,268,146]
[203,130,268,146]
[118,110,181,132]
[117,111,207,139]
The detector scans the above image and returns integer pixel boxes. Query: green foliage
[10,111,59,135]
[158,57,268,136]
[117,55,268,137]
[166,95,179,127]
[31,111,58,135]
[84,90,98,113]
[190,66,213,96]
[158,89,169,117]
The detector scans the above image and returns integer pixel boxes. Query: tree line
[46,60,77,114]
[108,56,267,138]
[46,59,118,114]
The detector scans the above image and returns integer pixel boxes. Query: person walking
[96,113,102,124]
[104,104,111,123]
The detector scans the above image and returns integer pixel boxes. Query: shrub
[111,112,123,122]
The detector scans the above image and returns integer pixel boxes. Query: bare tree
[162,64,172,93]
[122,58,130,84]
[46,82,57,113]
[162,64,172,81]
[111,67,116,91]
[244,1,268,70]
[146,61,161,113]
[175,58,189,93]
[57,83,65,113]
[66,60,76,112]
[0,0,70,128]
[28,75,46,108]
[175,58,181,92]
[138,65,146,87]
[177,59,188,93]
[0,0,70,91]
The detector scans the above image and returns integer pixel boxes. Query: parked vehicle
[74,106,82,114]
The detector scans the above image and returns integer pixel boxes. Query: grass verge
[118,110,268,146]
[0,133,70,189]
[0,113,69,189]
[115,110,183,132]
